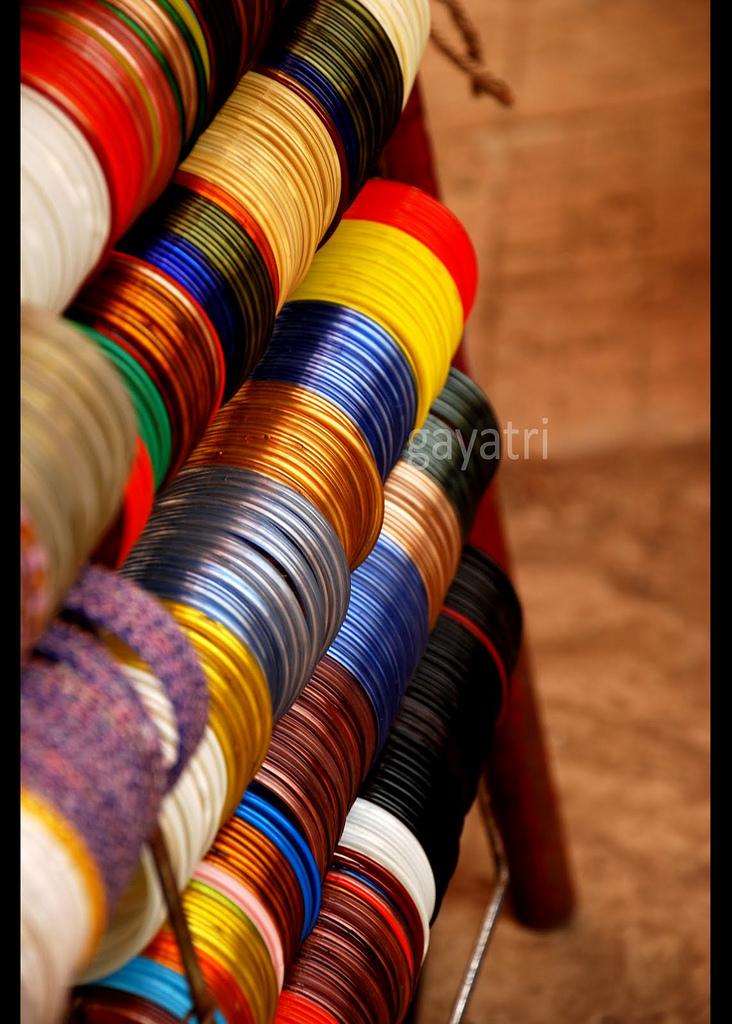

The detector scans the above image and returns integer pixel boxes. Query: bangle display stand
[64,57,576,1024]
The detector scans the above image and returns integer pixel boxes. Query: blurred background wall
[413,1,710,1021]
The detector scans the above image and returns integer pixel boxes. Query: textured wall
[415,1,710,1021]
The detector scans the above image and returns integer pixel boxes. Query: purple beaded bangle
[63,564,209,787]
[22,620,167,909]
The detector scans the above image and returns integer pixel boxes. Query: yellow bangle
[161,601,273,822]
[289,219,464,428]
[21,787,108,964]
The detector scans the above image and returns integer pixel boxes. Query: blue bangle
[90,955,229,1023]
[234,787,322,942]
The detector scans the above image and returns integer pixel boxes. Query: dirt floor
[410,1,710,1021]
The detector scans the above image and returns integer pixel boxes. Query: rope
[429,0,515,106]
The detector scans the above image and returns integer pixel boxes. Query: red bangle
[117,435,155,566]
[93,436,155,569]
[21,11,147,239]
[344,178,478,321]
[275,990,343,1024]
[439,603,511,725]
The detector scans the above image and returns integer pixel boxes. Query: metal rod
[446,781,509,1024]
[64,993,89,1024]
[148,825,218,1024]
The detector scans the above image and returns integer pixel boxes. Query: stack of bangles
[38,179,478,1000]
[276,548,523,1023]
[21,564,210,1024]
[73,358,511,1023]
[18,6,529,1017]
[20,305,139,657]
[20,0,285,312]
